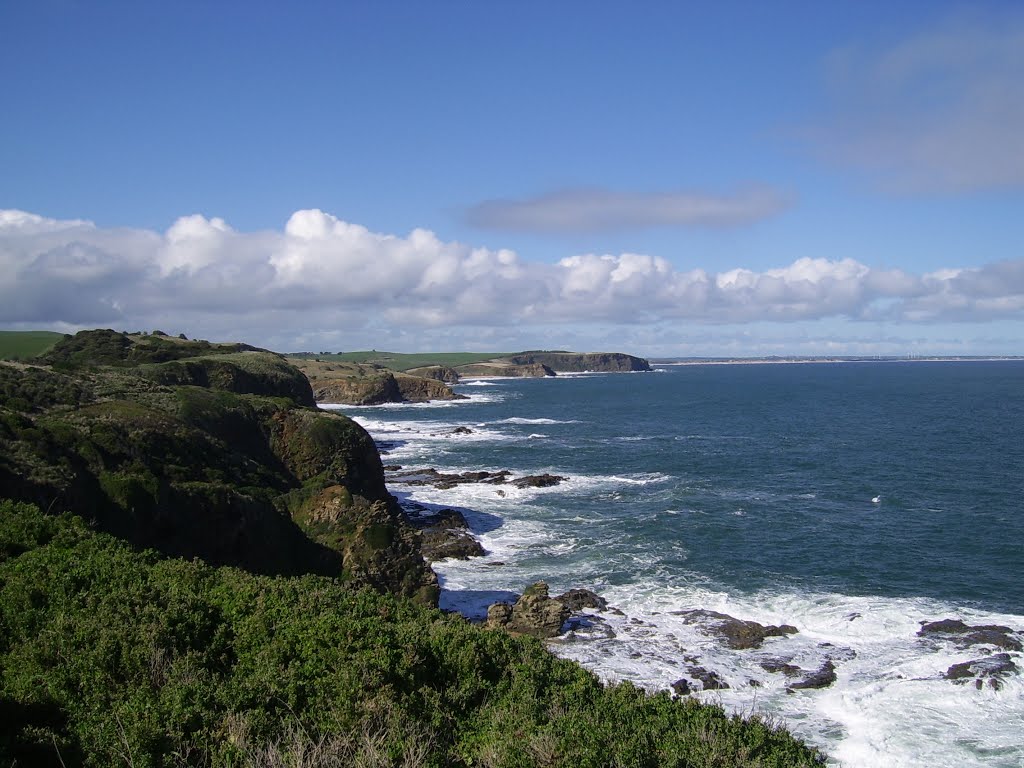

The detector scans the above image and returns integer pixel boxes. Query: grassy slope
[288,351,512,372]
[0,331,65,360]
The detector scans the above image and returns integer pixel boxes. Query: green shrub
[0,501,825,767]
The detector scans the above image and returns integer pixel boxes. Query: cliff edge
[0,329,437,603]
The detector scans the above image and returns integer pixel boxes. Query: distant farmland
[0,331,65,360]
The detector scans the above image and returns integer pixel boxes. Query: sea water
[324,361,1024,767]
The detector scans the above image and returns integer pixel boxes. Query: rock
[944,653,1018,690]
[671,678,692,696]
[486,602,513,626]
[789,661,837,691]
[673,609,798,650]
[555,588,608,612]
[760,659,801,677]
[404,365,460,384]
[451,426,473,435]
[512,473,566,488]
[918,619,1022,652]
[485,581,571,639]
[406,507,482,562]
[685,665,730,691]
[418,527,485,562]
[388,468,512,489]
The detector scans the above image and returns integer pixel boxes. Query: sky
[2,1,1023,357]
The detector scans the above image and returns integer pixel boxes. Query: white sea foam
[550,584,1024,768]
[498,417,578,425]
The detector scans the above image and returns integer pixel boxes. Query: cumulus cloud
[812,13,1024,193]
[464,187,790,233]
[1,208,1022,349]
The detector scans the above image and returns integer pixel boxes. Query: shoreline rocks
[485,581,571,639]
[945,653,1018,690]
[672,609,798,650]
[389,467,566,491]
[917,618,1022,652]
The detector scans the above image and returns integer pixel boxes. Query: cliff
[293,358,464,405]
[454,361,556,378]
[0,329,437,603]
[506,350,652,372]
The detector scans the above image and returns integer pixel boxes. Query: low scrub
[0,500,824,767]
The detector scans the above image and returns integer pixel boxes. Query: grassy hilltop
[0,330,65,360]
[0,329,823,767]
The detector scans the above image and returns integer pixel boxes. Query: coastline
[350,364,1024,768]
[654,356,1024,366]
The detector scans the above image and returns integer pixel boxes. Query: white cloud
[465,187,791,233]
[813,13,1024,193]
[1,208,1023,349]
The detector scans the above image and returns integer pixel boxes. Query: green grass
[288,351,514,372]
[0,331,65,360]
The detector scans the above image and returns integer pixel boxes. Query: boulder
[671,679,692,696]
[789,661,837,691]
[556,588,608,612]
[485,581,571,639]
[673,609,798,650]
[685,665,730,691]
[512,474,566,488]
[945,653,1018,690]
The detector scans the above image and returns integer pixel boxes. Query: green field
[288,350,511,371]
[0,331,65,360]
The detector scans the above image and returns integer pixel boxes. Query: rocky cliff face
[506,351,651,372]
[294,359,463,405]
[0,330,437,603]
[454,362,555,378]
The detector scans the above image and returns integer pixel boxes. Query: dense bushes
[0,501,824,767]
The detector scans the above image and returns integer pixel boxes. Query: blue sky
[2,1,1023,356]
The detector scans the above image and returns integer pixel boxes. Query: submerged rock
[673,609,798,650]
[945,653,1018,690]
[918,619,1022,652]
[685,665,730,691]
[789,661,837,691]
[512,473,567,488]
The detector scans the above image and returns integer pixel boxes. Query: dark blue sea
[326,361,1024,767]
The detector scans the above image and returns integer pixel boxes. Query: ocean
[324,361,1024,767]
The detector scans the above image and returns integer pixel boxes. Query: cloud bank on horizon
[2,207,1022,355]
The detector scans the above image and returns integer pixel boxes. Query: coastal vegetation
[0,329,825,766]
[0,501,823,766]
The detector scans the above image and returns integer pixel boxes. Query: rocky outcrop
[556,588,608,612]
[295,359,464,405]
[403,507,486,563]
[0,329,439,605]
[485,581,571,639]
[505,351,651,373]
[672,609,798,650]
[685,665,730,691]
[789,661,837,691]
[394,374,465,402]
[944,653,1018,690]
[388,467,566,491]
[511,473,566,488]
[405,365,460,384]
[917,619,1022,651]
